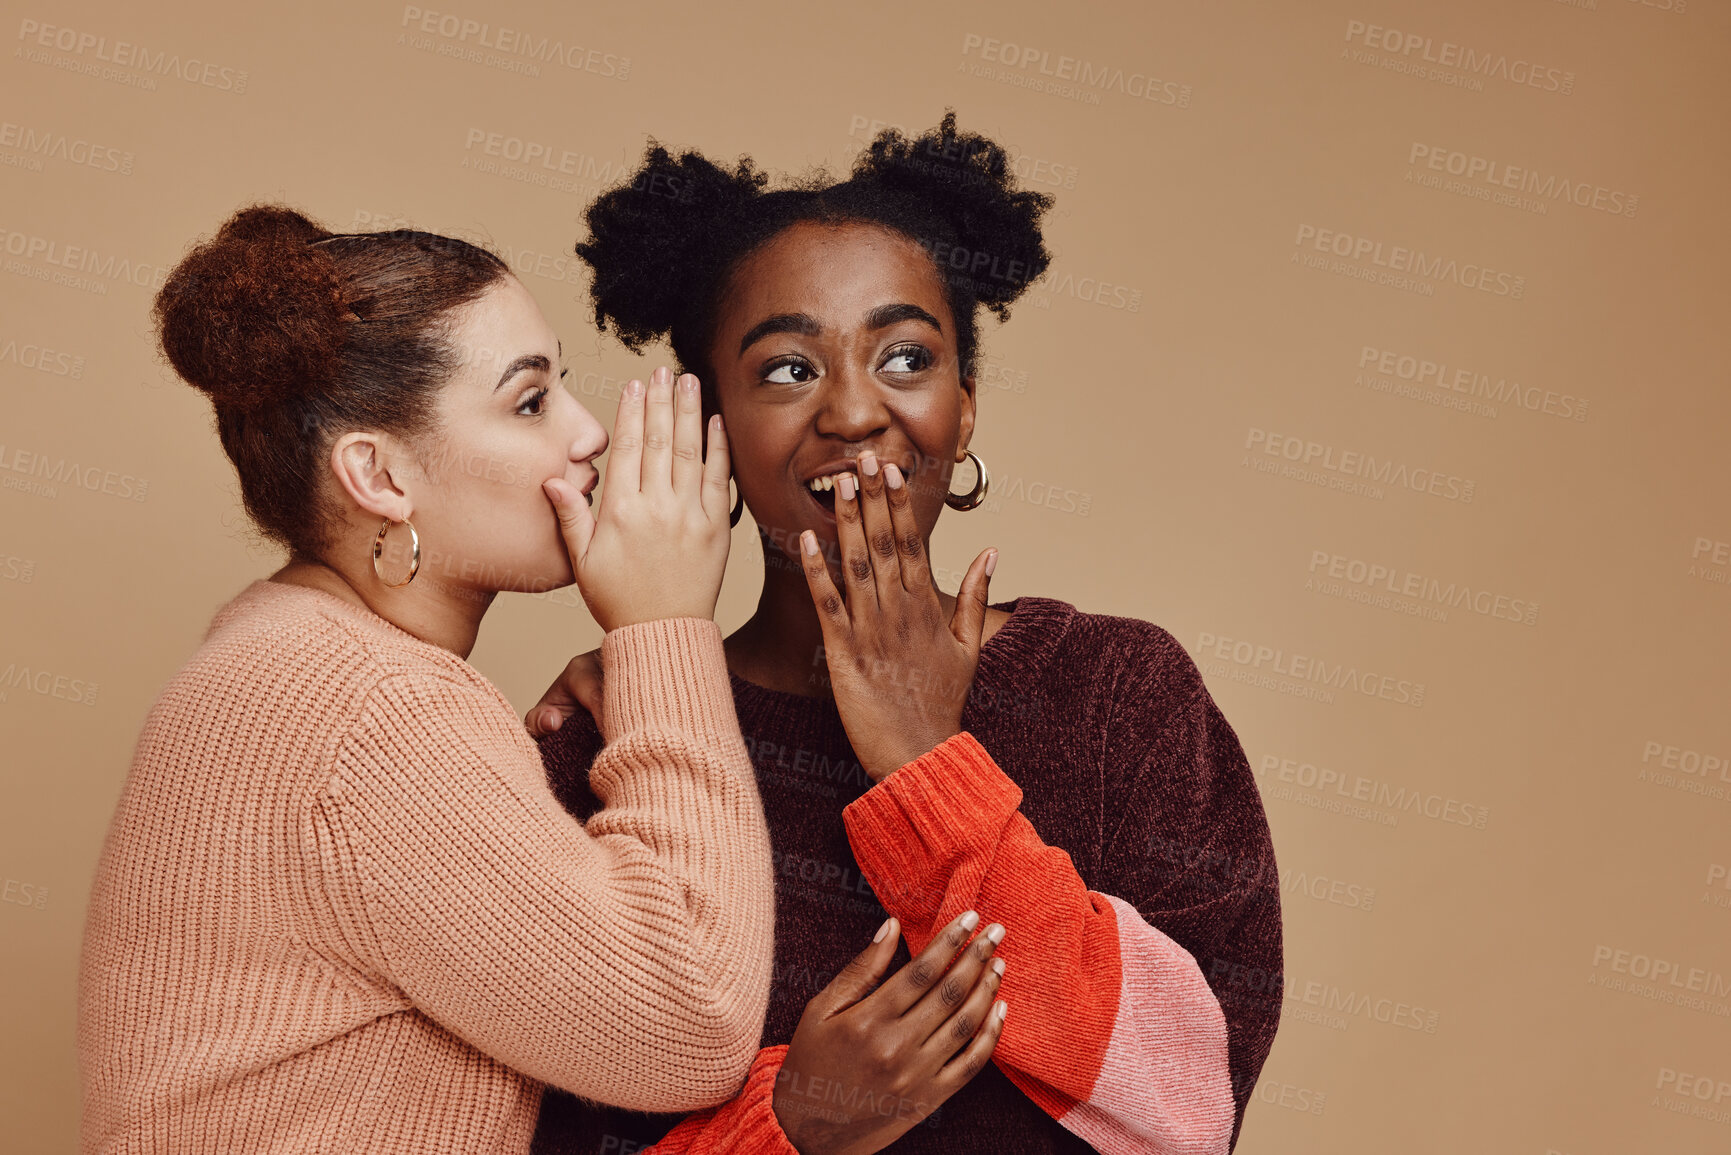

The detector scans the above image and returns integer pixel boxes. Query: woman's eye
[763,359,816,385]
[882,346,932,374]
[516,387,550,416]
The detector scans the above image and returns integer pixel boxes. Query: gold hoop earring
[729,478,744,527]
[372,518,421,587]
[945,449,990,512]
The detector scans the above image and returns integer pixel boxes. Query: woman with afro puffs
[529,113,1283,1155]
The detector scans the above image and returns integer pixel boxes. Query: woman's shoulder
[170,580,498,725]
[987,594,1201,693]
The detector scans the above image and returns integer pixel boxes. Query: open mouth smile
[804,469,855,519]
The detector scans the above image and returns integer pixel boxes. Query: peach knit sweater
[77,579,777,1153]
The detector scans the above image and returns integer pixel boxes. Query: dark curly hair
[154,205,509,556]
[575,112,1054,397]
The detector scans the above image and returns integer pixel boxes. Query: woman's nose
[569,398,609,462]
[815,369,891,440]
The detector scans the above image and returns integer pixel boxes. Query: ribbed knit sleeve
[843,734,1234,1155]
[310,617,776,1114]
[641,1046,798,1154]
[1096,670,1283,1148]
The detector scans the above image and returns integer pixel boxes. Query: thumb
[808,917,900,1020]
[544,477,595,567]
[949,548,997,650]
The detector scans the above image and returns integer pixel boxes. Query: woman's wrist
[598,617,737,740]
[866,727,964,782]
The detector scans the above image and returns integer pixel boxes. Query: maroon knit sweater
[533,596,1283,1154]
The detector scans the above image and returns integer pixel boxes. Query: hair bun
[577,143,767,351]
[852,112,1053,314]
[155,204,347,410]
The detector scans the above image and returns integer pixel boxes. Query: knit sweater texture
[535,596,1284,1154]
[77,579,777,1154]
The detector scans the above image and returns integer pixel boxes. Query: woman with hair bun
[77,206,1008,1154]
[533,114,1284,1154]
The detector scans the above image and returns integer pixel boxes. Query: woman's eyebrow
[865,303,943,334]
[738,312,822,355]
[494,353,552,391]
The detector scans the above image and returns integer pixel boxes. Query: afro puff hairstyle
[575,111,1054,393]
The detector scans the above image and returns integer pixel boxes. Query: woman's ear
[957,372,978,458]
[329,431,415,522]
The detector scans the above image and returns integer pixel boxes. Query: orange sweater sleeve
[842,733,1234,1155]
[311,617,776,1114]
[641,1046,799,1154]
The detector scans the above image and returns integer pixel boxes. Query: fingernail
[679,373,697,394]
[992,958,1005,977]
[860,452,879,478]
[884,463,903,489]
[985,549,998,578]
[627,378,643,399]
[542,479,563,504]
[986,923,1005,945]
[873,917,895,943]
[960,910,980,932]
[654,366,670,384]
[994,1001,1008,1023]
[801,530,819,556]
[838,474,856,501]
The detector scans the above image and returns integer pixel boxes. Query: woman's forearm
[842,733,1235,1155]
[316,617,775,1112]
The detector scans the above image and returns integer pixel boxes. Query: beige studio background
[3,0,1727,1151]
